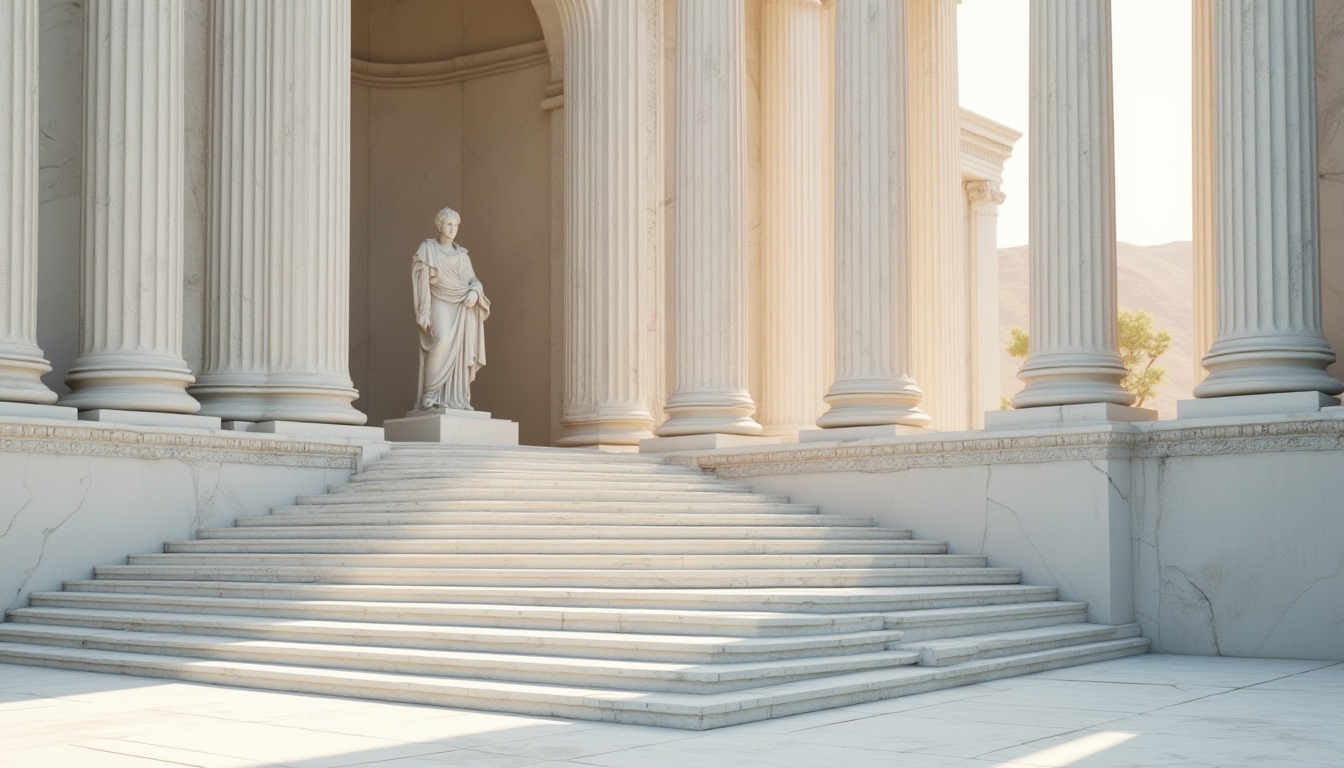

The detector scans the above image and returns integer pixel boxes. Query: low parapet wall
[683,413,1344,661]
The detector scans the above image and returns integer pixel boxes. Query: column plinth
[61,0,200,414]
[1011,0,1132,410]
[657,0,762,438]
[1193,0,1342,399]
[0,0,58,406]
[816,0,929,430]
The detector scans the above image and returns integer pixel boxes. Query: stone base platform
[1176,391,1340,420]
[222,421,386,441]
[383,409,518,445]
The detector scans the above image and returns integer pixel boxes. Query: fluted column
[908,0,968,429]
[657,0,761,437]
[556,0,661,447]
[817,0,929,429]
[191,0,365,425]
[61,0,199,413]
[966,180,1005,426]
[1193,0,1342,399]
[1012,0,1132,409]
[758,0,827,437]
[1191,0,1215,387]
[0,0,57,406]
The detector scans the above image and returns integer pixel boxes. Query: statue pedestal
[384,408,519,446]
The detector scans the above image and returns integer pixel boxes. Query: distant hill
[998,241,1195,419]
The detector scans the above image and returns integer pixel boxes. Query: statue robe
[412,239,490,411]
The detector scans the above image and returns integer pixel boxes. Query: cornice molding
[0,422,362,469]
[352,40,548,89]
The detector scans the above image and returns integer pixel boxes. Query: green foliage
[1005,309,1172,408]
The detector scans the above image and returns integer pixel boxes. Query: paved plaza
[1,654,1340,767]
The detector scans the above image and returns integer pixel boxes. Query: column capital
[964,179,1005,206]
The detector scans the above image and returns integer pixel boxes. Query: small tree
[1006,308,1172,408]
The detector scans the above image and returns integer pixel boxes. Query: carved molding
[687,417,1344,477]
[0,422,362,469]
[352,40,548,89]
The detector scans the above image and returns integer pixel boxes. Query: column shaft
[61,0,199,413]
[908,0,968,429]
[1194,0,1342,398]
[192,0,365,424]
[657,0,761,437]
[1012,0,1132,409]
[758,0,827,437]
[966,180,1005,425]
[817,0,929,429]
[1191,0,1215,386]
[556,0,661,446]
[0,0,57,405]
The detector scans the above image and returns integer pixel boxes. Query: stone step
[383,446,671,465]
[92,564,1023,589]
[125,552,987,570]
[197,524,915,541]
[272,500,821,516]
[363,461,705,478]
[342,477,752,494]
[27,592,886,637]
[897,623,1144,666]
[0,636,1150,729]
[163,538,948,556]
[3,608,905,663]
[237,511,872,528]
[299,488,794,506]
[881,601,1090,641]
[0,624,920,694]
[62,581,1061,613]
[352,468,722,484]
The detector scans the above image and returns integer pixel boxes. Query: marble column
[1191,0,1215,387]
[758,0,828,437]
[60,0,200,414]
[817,0,930,429]
[191,0,366,425]
[1011,0,1133,409]
[656,0,761,437]
[966,180,1006,425]
[0,0,58,406]
[555,0,661,447]
[1195,0,1342,399]
[908,0,968,430]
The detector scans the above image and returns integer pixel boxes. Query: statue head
[435,206,461,242]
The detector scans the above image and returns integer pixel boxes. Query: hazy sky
[958,0,1193,248]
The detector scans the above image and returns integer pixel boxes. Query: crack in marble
[985,464,1067,591]
[9,464,93,607]
[1251,554,1344,656]
[1165,564,1222,656]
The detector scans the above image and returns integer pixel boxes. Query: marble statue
[412,207,490,412]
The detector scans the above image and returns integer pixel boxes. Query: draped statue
[412,207,490,412]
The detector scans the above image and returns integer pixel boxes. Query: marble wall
[350,0,553,444]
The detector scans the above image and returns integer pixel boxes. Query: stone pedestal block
[985,404,1156,431]
[384,410,518,446]
[224,421,386,441]
[799,424,929,443]
[639,434,781,454]
[0,403,78,421]
[78,410,222,430]
[1177,392,1340,420]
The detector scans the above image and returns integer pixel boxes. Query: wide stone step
[0,636,1149,729]
[383,446,671,465]
[897,623,1144,666]
[363,461,706,478]
[92,564,1023,589]
[0,624,919,694]
[28,592,886,637]
[272,500,820,516]
[3,608,905,663]
[62,581,1060,613]
[299,488,793,506]
[198,524,914,541]
[163,538,947,556]
[882,601,1090,641]
[237,511,870,528]
[126,552,986,570]
[342,477,753,494]
[351,468,722,485]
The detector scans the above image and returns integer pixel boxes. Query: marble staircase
[0,445,1147,729]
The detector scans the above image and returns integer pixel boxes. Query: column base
[79,409,221,430]
[557,408,655,448]
[655,392,764,438]
[1177,391,1340,420]
[191,378,368,426]
[384,409,518,445]
[799,424,930,443]
[639,433,780,453]
[1193,338,1343,399]
[0,350,58,405]
[816,378,931,429]
[60,355,200,414]
[1011,353,1133,410]
[985,403,1156,430]
[0,401,78,421]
